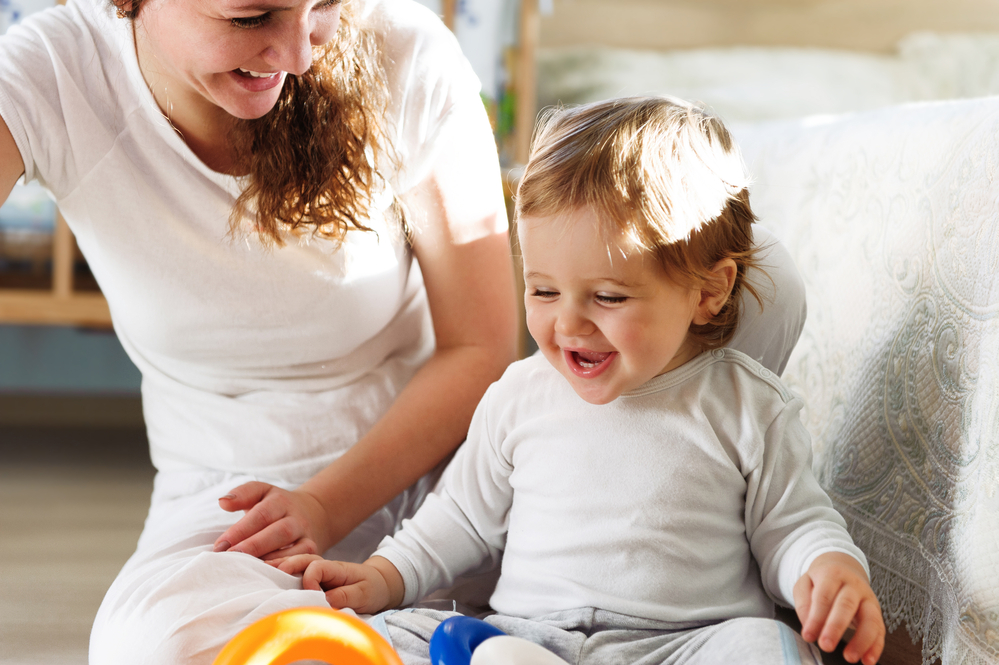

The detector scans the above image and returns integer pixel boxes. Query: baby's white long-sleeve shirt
[374,349,867,622]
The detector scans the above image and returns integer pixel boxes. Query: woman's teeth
[238,69,277,78]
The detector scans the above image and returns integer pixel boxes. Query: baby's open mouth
[572,350,612,368]
[564,349,616,378]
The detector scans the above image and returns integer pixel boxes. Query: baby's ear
[692,258,737,325]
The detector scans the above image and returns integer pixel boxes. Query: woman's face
[133,0,342,121]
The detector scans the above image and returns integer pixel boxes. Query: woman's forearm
[300,337,515,548]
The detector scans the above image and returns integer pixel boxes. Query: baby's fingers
[792,574,814,632]
[817,586,861,653]
[798,577,839,644]
[323,581,385,614]
[268,553,323,575]
[842,599,885,665]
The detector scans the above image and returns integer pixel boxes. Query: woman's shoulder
[360,0,477,95]
[360,0,454,60]
[358,0,482,191]
[1,0,135,104]
[3,0,123,59]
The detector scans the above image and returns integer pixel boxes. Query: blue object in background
[429,616,506,665]
[0,325,141,394]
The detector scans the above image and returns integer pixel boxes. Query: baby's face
[519,207,702,405]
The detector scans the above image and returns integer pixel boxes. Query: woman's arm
[0,115,26,205]
[214,105,520,558]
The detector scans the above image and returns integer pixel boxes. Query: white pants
[89,468,433,665]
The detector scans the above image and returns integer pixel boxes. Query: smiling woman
[0,0,517,662]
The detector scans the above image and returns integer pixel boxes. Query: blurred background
[4,0,999,663]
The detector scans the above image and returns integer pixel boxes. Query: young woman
[1,0,517,661]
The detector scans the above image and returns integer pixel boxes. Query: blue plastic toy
[429,616,506,665]
[429,616,570,665]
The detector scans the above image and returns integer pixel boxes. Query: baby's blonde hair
[515,96,764,349]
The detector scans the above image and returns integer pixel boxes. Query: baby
[272,96,885,665]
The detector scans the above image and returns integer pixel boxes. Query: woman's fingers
[222,517,310,558]
[218,481,272,512]
[261,539,319,561]
[214,485,309,555]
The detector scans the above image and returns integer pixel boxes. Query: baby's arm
[270,554,404,615]
[793,552,885,665]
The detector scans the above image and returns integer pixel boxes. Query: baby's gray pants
[371,607,824,665]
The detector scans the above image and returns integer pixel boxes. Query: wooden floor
[0,426,153,665]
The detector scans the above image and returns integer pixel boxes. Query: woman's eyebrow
[224,0,295,11]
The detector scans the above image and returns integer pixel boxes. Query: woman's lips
[229,69,285,92]
[563,348,617,378]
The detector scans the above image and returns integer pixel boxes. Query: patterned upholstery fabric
[736,97,999,665]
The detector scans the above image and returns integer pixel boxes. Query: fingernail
[213,540,230,552]
[220,494,235,500]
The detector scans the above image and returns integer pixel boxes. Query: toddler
[272,96,885,665]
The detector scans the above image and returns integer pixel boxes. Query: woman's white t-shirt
[0,0,488,484]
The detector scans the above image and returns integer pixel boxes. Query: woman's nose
[263,10,339,75]
[261,27,312,75]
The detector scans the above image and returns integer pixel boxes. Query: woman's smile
[229,68,286,92]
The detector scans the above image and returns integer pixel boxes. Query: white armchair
[737,96,999,665]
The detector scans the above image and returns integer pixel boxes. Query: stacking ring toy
[212,607,403,665]
[429,616,506,665]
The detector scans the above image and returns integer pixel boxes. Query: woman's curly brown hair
[117,0,394,246]
[227,6,395,246]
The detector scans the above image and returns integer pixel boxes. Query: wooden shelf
[0,212,112,328]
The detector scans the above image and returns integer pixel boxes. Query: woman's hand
[213,481,333,560]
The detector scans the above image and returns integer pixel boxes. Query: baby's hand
[269,554,404,615]
[793,552,885,665]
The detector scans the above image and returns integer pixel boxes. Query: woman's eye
[231,13,269,28]
[231,0,337,28]
[595,294,627,304]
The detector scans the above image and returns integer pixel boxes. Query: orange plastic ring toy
[212,607,403,665]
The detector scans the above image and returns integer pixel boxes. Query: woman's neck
[132,24,242,175]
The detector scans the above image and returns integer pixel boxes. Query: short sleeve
[0,0,129,197]
[366,0,485,194]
